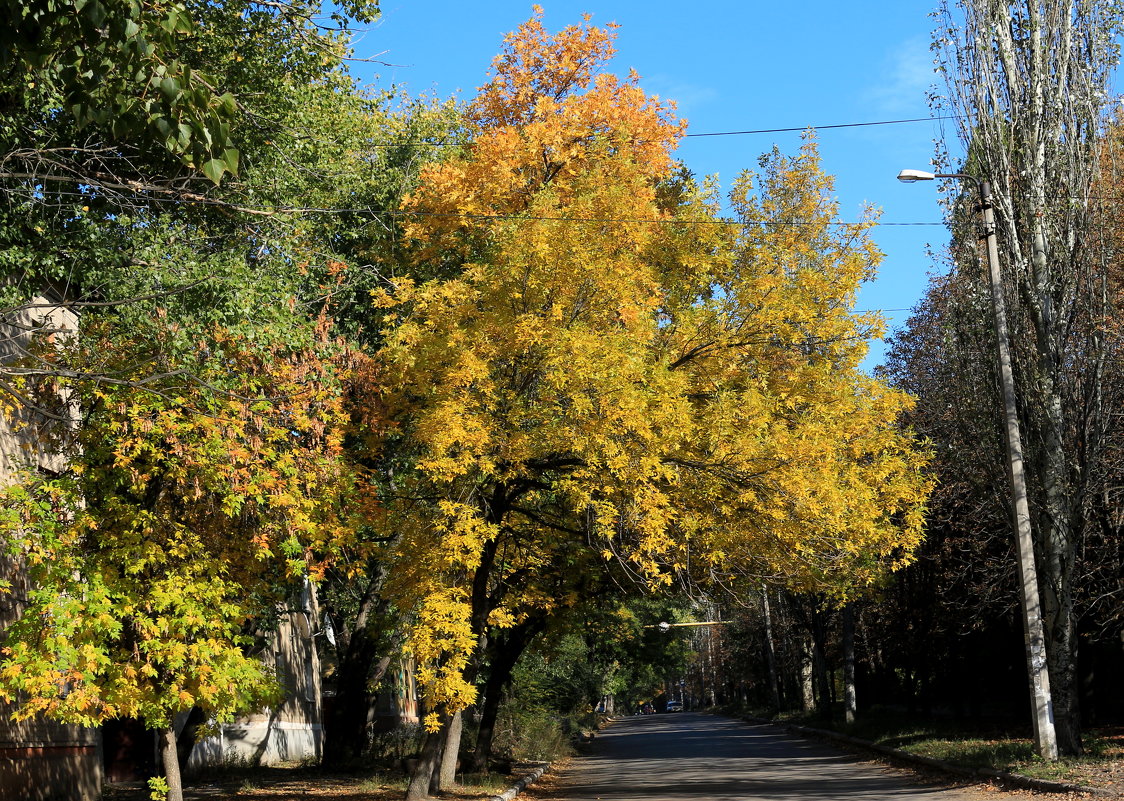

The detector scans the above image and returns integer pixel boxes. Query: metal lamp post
[897,169,1058,761]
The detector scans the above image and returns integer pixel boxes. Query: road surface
[537,712,999,801]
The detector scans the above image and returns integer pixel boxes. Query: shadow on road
[551,713,990,801]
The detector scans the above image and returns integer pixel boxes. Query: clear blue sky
[348,1,958,370]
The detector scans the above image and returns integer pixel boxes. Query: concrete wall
[187,585,325,771]
[0,710,102,801]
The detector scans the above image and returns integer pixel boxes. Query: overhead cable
[364,114,958,148]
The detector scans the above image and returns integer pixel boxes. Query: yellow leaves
[370,11,933,717]
[0,315,368,730]
[403,10,682,265]
[487,606,516,628]
[403,586,479,714]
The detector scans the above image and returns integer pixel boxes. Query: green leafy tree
[0,0,382,387]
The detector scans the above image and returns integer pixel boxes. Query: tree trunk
[842,604,856,725]
[761,588,782,711]
[437,709,463,789]
[324,639,390,765]
[405,722,444,801]
[471,618,545,772]
[158,724,184,801]
[811,607,831,717]
[428,723,446,796]
[799,634,815,713]
[323,563,392,766]
[175,705,207,771]
[1042,541,1082,754]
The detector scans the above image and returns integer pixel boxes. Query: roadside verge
[746,716,1113,797]
[485,761,550,801]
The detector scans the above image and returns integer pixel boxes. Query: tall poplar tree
[934,0,1122,754]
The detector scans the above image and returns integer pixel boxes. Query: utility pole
[898,169,1059,761]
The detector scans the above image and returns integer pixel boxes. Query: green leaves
[2,0,235,173]
[1,0,380,184]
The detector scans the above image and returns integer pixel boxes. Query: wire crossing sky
[350,0,952,369]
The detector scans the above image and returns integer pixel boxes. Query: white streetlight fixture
[898,169,1059,762]
[646,620,729,631]
[895,169,937,182]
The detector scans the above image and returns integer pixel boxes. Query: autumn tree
[0,2,418,797]
[365,10,931,798]
[1081,123,1124,652]
[0,300,369,801]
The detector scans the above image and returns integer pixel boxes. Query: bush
[369,721,426,765]
[492,702,573,762]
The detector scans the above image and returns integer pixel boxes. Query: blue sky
[348,1,958,369]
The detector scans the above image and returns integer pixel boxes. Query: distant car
[665,700,683,712]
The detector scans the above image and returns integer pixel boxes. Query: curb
[485,761,550,801]
[745,716,1113,797]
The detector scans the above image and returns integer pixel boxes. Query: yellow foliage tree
[371,12,932,780]
[0,316,371,801]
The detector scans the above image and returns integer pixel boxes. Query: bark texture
[470,618,545,772]
[437,710,463,790]
[159,724,184,801]
[323,563,393,766]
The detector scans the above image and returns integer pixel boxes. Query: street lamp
[897,169,1058,761]
[646,620,729,631]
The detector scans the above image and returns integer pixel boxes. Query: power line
[365,114,958,148]
[683,116,960,138]
[2,188,949,226]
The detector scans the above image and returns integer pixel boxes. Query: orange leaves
[472,7,619,128]
[402,7,683,262]
[0,307,377,730]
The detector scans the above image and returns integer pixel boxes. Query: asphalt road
[543,712,996,801]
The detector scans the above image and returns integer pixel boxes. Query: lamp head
[897,169,936,183]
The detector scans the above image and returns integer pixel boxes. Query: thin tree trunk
[471,618,545,772]
[405,721,445,801]
[799,634,815,713]
[811,608,831,717]
[158,724,184,801]
[437,709,463,789]
[428,722,446,796]
[472,678,505,772]
[842,604,856,725]
[175,705,207,772]
[323,563,392,766]
[761,588,781,711]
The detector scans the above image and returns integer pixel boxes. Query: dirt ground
[102,767,524,801]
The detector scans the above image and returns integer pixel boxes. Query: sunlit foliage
[372,9,932,724]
